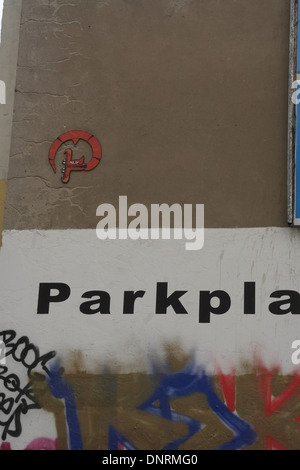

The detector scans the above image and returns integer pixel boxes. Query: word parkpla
[36,282,300,323]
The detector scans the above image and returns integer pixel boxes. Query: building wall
[0,0,300,451]
[0,0,22,244]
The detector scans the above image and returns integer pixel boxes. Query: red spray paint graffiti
[0,438,58,451]
[217,366,300,450]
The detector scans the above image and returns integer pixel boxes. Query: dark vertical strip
[244,282,256,315]
[288,0,297,224]
[295,1,300,219]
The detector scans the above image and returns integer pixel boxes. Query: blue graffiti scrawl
[46,360,256,450]
[108,426,138,451]
[108,363,257,451]
[47,362,83,451]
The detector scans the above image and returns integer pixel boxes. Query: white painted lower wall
[0,227,299,376]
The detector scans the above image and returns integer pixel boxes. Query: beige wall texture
[3,0,291,231]
[0,0,22,243]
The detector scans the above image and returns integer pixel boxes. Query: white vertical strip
[0,0,5,104]
[0,0,4,45]
[0,0,22,177]
[0,1,5,104]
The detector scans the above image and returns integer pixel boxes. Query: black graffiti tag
[0,330,56,440]
[0,330,56,376]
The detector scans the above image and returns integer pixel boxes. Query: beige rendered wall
[0,0,22,243]
[3,0,291,230]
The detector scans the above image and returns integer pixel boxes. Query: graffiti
[106,365,256,451]
[0,330,56,441]
[47,362,83,450]
[216,366,300,450]
[31,360,258,450]
[48,130,102,184]
[0,330,56,376]
[245,368,300,450]
[0,438,58,451]
[0,364,40,440]
[108,427,138,451]
[137,366,257,451]
[4,344,300,450]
